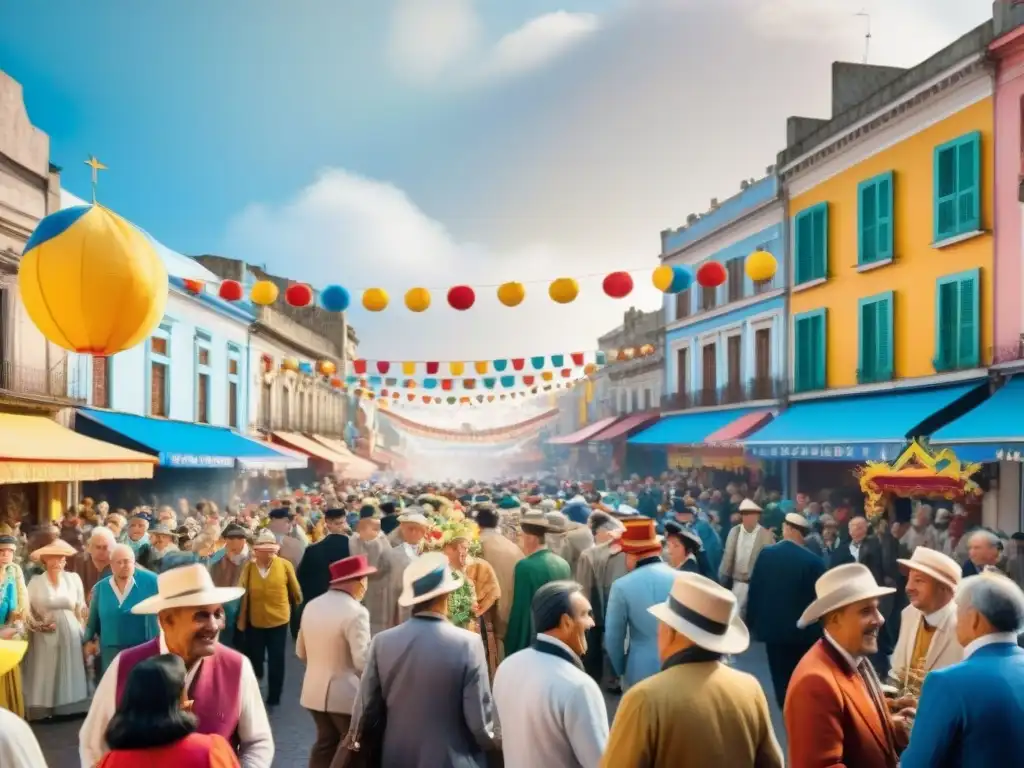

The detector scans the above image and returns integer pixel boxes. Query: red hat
[329,555,377,586]
[612,518,663,555]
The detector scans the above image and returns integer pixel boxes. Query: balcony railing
[661,378,785,411]
[0,360,86,404]
[255,414,344,439]
[856,367,893,385]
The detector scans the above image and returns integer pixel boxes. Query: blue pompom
[668,266,693,294]
[320,284,350,312]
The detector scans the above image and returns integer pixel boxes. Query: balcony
[662,378,785,412]
[0,360,85,405]
[661,391,693,411]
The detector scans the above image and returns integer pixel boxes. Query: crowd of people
[0,470,1022,767]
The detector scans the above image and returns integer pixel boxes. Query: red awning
[590,411,660,443]
[547,416,622,446]
[704,409,775,445]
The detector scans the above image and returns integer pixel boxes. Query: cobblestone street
[32,640,784,767]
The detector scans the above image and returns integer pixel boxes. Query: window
[858,172,894,265]
[794,203,828,285]
[643,389,652,410]
[726,259,745,302]
[701,343,717,405]
[675,289,691,321]
[261,381,272,429]
[754,328,772,398]
[195,332,211,424]
[675,347,689,398]
[935,269,980,371]
[727,335,742,388]
[794,309,826,393]
[934,131,981,242]
[227,345,241,429]
[858,291,894,384]
[91,355,111,408]
[698,283,717,312]
[149,325,171,417]
[631,390,639,412]
[282,387,291,427]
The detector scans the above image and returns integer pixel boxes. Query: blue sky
[0,0,993,381]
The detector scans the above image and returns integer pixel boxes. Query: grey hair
[110,543,135,561]
[88,526,116,548]
[969,529,1003,551]
[957,574,1024,634]
[532,580,584,634]
[916,503,934,521]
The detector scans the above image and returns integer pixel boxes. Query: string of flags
[353,378,580,407]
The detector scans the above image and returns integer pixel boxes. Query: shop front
[589,411,660,477]
[546,416,624,476]
[270,431,374,484]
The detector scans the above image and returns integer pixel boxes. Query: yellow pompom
[652,265,674,292]
[362,288,389,312]
[251,280,279,306]
[745,250,778,283]
[404,287,431,312]
[548,277,579,304]
[497,281,526,307]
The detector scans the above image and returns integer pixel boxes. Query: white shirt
[735,524,760,571]
[493,634,609,768]
[0,708,47,768]
[923,600,956,629]
[824,631,863,671]
[79,635,274,768]
[963,632,1019,659]
[849,541,862,561]
[109,577,136,607]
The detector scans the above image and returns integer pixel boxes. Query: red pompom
[696,261,728,288]
[602,271,634,299]
[285,283,314,307]
[218,280,243,302]
[447,285,476,311]
[183,279,204,295]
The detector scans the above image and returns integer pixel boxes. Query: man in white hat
[348,552,495,767]
[380,509,430,628]
[545,510,594,576]
[602,572,783,767]
[79,563,273,768]
[718,499,774,617]
[785,564,911,768]
[889,546,963,682]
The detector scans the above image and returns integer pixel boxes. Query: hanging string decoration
[183,279,204,295]
[251,280,279,306]
[405,287,431,313]
[696,261,727,288]
[218,280,244,301]
[652,265,692,294]
[497,281,526,307]
[447,285,476,311]
[602,271,634,299]
[362,288,389,312]
[285,283,314,307]
[744,250,777,282]
[320,284,350,312]
[548,278,579,304]
[318,360,337,376]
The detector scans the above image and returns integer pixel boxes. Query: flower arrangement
[421,517,481,557]
[447,579,476,629]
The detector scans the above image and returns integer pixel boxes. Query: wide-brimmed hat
[398,512,430,527]
[738,499,762,514]
[329,554,377,585]
[784,512,811,531]
[519,511,551,534]
[797,564,896,629]
[665,520,703,551]
[898,547,960,591]
[149,523,177,538]
[397,552,464,607]
[0,639,28,677]
[612,517,663,555]
[30,539,77,561]
[544,511,581,533]
[221,522,251,541]
[252,530,281,553]
[648,572,749,655]
[132,563,245,614]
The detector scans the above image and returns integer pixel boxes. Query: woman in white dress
[22,538,89,719]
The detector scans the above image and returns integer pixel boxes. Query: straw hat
[798,564,896,629]
[519,511,552,532]
[738,499,762,514]
[0,639,28,677]
[398,512,430,527]
[252,530,281,553]
[132,563,245,614]
[329,554,377,585]
[897,547,961,591]
[30,539,77,562]
[648,572,750,655]
[397,552,464,608]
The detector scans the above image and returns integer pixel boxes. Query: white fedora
[398,511,430,527]
[784,512,811,530]
[132,563,245,615]
[797,563,895,629]
[738,499,762,514]
[397,552,464,608]
[252,529,281,553]
[897,547,960,591]
[648,572,750,655]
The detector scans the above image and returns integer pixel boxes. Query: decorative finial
[84,155,107,204]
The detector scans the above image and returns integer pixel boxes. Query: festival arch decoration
[857,440,982,522]
[19,205,169,355]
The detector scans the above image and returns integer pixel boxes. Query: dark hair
[588,511,613,536]
[105,654,197,751]
[475,507,499,529]
[532,580,583,633]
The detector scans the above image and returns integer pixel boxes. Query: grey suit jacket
[351,613,496,768]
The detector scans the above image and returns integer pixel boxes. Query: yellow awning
[0,413,157,484]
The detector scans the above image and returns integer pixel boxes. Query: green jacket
[504,548,571,656]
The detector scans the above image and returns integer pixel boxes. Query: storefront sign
[163,453,235,468]
[745,442,906,462]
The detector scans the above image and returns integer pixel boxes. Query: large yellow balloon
[497,281,526,307]
[404,287,431,312]
[652,265,674,292]
[251,280,279,306]
[549,277,579,304]
[362,288,389,312]
[19,205,168,355]
[745,250,778,282]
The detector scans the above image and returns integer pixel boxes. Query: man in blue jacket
[900,572,1024,768]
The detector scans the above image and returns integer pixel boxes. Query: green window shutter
[794,317,807,391]
[859,181,877,265]
[957,134,981,234]
[876,174,893,261]
[935,145,958,240]
[795,211,813,284]
[859,300,877,380]
[935,280,959,370]
[957,273,979,368]
[811,205,828,280]
[813,312,827,390]
[875,295,893,380]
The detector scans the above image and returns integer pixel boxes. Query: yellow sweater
[237,557,302,630]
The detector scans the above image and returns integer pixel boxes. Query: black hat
[359,504,377,519]
[221,523,250,540]
[269,507,291,520]
[671,497,687,514]
[324,508,346,520]
[379,501,397,516]
[665,520,703,551]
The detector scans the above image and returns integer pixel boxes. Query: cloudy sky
[1,0,993,423]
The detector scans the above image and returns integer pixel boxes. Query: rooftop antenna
[855,10,871,64]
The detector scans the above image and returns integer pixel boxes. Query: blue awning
[931,377,1023,462]
[744,382,986,462]
[76,409,307,470]
[629,407,759,446]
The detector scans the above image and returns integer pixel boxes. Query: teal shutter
[859,182,877,264]
[936,281,957,370]
[811,205,828,280]
[935,145,958,240]
[812,312,826,389]
[876,295,893,379]
[876,174,893,261]
[796,212,813,284]
[859,300,877,380]
[957,135,981,234]
[957,273,979,368]
[794,317,807,391]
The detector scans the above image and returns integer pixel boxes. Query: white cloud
[387,0,482,84]
[480,12,602,81]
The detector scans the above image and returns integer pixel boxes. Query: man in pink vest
[79,564,274,768]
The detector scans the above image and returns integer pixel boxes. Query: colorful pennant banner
[379,408,559,441]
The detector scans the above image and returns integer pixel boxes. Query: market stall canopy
[628,406,761,446]
[272,431,363,475]
[547,416,621,445]
[589,411,660,443]
[76,409,306,470]
[703,409,774,445]
[309,435,378,479]
[744,381,987,462]
[0,413,156,483]
[930,376,1024,462]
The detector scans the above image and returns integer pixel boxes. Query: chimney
[710,198,720,210]
[831,62,906,116]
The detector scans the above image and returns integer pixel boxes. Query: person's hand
[42,622,56,633]
[892,709,916,736]
[0,627,17,640]
[888,695,917,712]
[472,602,483,617]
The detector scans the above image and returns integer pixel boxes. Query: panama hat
[397,552,464,608]
[329,554,377,585]
[738,499,762,514]
[519,511,552,534]
[784,513,811,531]
[797,563,896,629]
[897,547,961,591]
[252,529,281,553]
[0,639,28,677]
[132,563,245,614]
[30,539,77,561]
[648,572,749,655]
